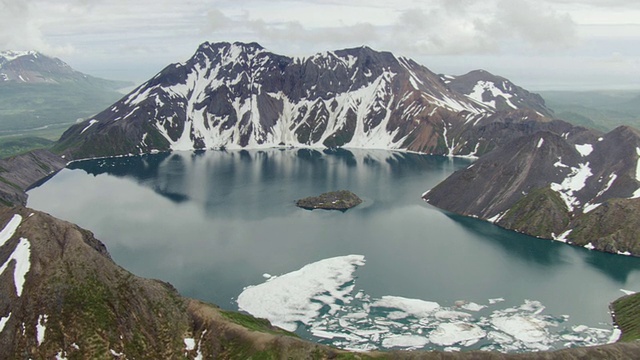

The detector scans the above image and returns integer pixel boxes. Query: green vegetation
[540,90,640,131]
[499,187,570,238]
[611,293,640,342]
[0,136,54,158]
[219,310,298,337]
[0,82,126,133]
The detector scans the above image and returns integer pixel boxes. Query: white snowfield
[466,80,518,110]
[237,255,619,352]
[0,215,31,297]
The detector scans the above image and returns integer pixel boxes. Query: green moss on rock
[498,187,570,238]
[612,292,640,342]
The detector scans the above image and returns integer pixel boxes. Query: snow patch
[37,314,48,346]
[0,237,31,296]
[0,313,10,333]
[80,119,98,134]
[184,337,196,351]
[550,163,593,212]
[0,214,22,247]
[575,144,593,157]
[584,243,595,250]
[553,229,572,243]
[631,148,640,198]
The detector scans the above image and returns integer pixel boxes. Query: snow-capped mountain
[0,50,129,88]
[0,50,78,84]
[425,125,640,256]
[56,41,557,158]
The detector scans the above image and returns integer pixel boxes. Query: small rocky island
[296,190,363,211]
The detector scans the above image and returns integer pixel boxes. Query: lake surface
[27,149,640,352]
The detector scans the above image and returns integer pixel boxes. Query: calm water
[27,149,640,352]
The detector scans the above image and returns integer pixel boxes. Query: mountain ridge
[425,124,640,255]
[54,41,559,159]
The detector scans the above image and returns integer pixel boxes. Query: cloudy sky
[1,0,639,90]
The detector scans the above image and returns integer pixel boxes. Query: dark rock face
[0,150,67,206]
[296,190,362,210]
[55,41,560,159]
[425,126,640,256]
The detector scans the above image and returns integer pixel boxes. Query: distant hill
[0,50,133,157]
[540,90,640,131]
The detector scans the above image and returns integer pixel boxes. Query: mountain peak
[0,50,41,63]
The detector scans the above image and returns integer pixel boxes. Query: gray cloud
[0,0,637,89]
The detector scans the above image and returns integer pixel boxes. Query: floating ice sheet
[237,255,619,353]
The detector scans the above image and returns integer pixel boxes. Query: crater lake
[27,149,640,352]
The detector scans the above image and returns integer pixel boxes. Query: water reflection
[67,149,461,220]
[446,214,568,267]
[583,250,640,284]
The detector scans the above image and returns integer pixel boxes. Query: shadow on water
[447,212,640,283]
[583,251,640,284]
[68,153,190,203]
[445,213,568,267]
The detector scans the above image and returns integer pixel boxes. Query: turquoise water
[27,149,640,352]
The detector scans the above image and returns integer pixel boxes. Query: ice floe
[237,255,620,353]
[237,255,365,332]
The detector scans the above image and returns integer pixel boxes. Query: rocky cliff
[0,150,67,206]
[425,126,640,256]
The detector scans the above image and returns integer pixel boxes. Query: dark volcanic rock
[54,41,560,159]
[425,125,640,256]
[0,150,66,206]
[296,190,362,210]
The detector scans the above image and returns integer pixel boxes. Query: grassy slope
[612,293,640,342]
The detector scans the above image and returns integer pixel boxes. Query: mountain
[55,41,560,159]
[0,51,133,153]
[0,50,126,88]
[425,125,640,256]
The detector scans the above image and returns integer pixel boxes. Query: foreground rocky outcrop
[296,190,362,210]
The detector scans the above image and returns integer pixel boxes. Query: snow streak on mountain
[58,42,554,158]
